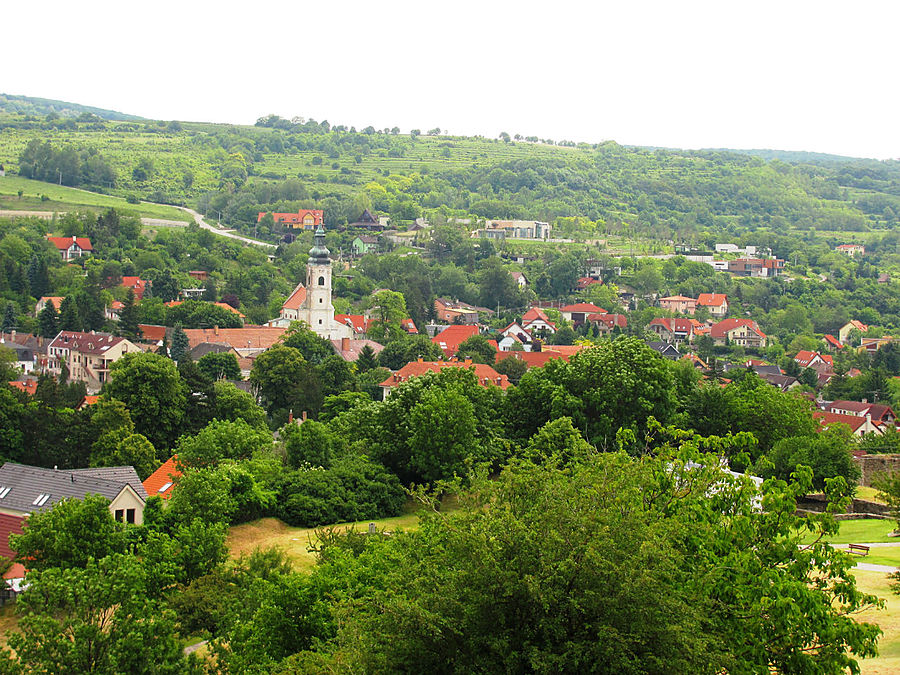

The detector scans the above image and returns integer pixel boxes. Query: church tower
[300,225,351,339]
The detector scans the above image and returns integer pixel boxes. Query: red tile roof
[649,317,695,333]
[824,334,843,349]
[432,325,481,357]
[37,296,64,311]
[182,327,286,351]
[560,303,603,313]
[78,395,101,409]
[710,318,766,339]
[521,307,556,330]
[8,380,37,396]
[137,324,167,342]
[257,209,324,226]
[142,456,181,500]
[48,331,128,355]
[282,284,308,311]
[659,295,696,302]
[47,235,92,251]
[331,338,384,361]
[813,411,869,433]
[697,293,727,306]
[381,360,510,390]
[120,277,150,300]
[495,345,588,369]
[166,300,245,318]
[794,351,832,368]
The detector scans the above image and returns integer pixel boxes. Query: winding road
[141,205,276,249]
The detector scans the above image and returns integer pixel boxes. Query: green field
[801,518,898,545]
[0,175,191,222]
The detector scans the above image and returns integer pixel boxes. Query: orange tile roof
[182,327,286,351]
[142,456,182,500]
[137,324,167,342]
[710,318,766,339]
[257,209,324,226]
[282,284,308,311]
[813,411,868,433]
[47,235,92,251]
[824,334,843,349]
[560,303,603,313]
[381,360,510,390]
[495,345,587,369]
[38,296,64,311]
[8,380,37,396]
[432,325,481,357]
[697,293,727,306]
[78,395,101,409]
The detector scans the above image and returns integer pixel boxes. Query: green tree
[58,296,80,332]
[355,344,377,372]
[758,426,860,491]
[455,334,497,365]
[91,432,158,480]
[169,323,189,363]
[197,351,241,380]
[1,304,15,334]
[283,419,334,468]
[117,288,140,340]
[104,352,187,450]
[494,354,528,384]
[37,301,59,338]
[250,344,322,424]
[365,290,408,343]
[0,555,192,674]
[9,495,126,572]
[210,380,268,429]
[176,418,272,470]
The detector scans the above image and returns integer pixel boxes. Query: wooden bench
[848,544,870,556]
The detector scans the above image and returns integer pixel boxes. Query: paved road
[184,639,208,655]
[175,206,276,249]
[855,562,898,572]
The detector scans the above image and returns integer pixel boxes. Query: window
[158,482,172,494]
[318,319,323,324]
[114,509,124,522]
[0,487,9,499]
[32,493,50,507]
[318,276,325,286]
[126,509,136,524]
[319,298,323,303]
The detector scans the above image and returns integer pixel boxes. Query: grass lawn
[855,570,900,674]
[858,486,888,504]
[0,176,191,222]
[226,513,422,572]
[0,604,16,647]
[800,518,899,545]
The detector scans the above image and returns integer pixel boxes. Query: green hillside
[0,93,143,121]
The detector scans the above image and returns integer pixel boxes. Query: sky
[4,1,899,159]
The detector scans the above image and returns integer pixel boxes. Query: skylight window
[32,493,50,507]
[0,487,9,498]
[158,482,173,493]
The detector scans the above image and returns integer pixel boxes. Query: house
[835,244,865,257]
[330,337,384,362]
[696,293,728,318]
[477,220,551,240]
[793,351,833,371]
[658,295,697,315]
[521,307,556,335]
[710,318,767,348]
[757,373,800,392]
[35,296,63,316]
[137,324,167,346]
[648,318,696,345]
[434,298,481,325]
[46,331,140,392]
[0,332,43,374]
[827,400,896,424]
[8,380,38,396]
[499,322,533,351]
[380,359,510,398]
[332,314,417,339]
[727,258,784,278]
[77,395,101,410]
[511,271,527,288]
[165,300,246,321]
[257,209,324,230]
[432,324,481,357]
[120,276,150,301]
[351,235,379,256]
[47,235,92,261]
[814,411,885,438]
[575,276,601,290]
[0,462,148,560]
[347,209,382,231]
[860,336,895,354]
[559,303,603,326]
[105,300,125,322]
[142,456,182,501]
[496,345,587,370]
[839,320,869,345]
[824,334,843,351]
[188,271,209,282]
[587,313,627,335]
[647,342,681,360]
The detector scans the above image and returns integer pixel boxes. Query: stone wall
[854,454,900,487]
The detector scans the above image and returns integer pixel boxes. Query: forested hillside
[1,111,899,246]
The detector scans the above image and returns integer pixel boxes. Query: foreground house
[710,319,767,349]
[560,303,603,326]
[142,456,182,501]
[814,411,885,437]
[380,359,510,398]
[826,400,896,424]
[0,462,148,560]
[46,331,140,392]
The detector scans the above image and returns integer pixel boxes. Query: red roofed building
[521,307,556,334]
[258,209,324,230]
[696,293,728,318]
[380,359,510,397]
[827,401,895,424]
[137,324,168,344]
[794,351,833,370]
[658,295,697,315]
[824,334,843,351]
[648,318,696,345]
[710,318,767,348]
[142,456,182,500]
[47,331,140,392]
[120,276,150,301]
[35,296,64,315]
[8,380,37,396]
[814,411,884,437]
[839,320,869,345]
[432,325,481,357]
[588,313,627,335]
[576,276,601,290]
[496,344,590,370]
[47,235,92,261]
[560,303,603,325]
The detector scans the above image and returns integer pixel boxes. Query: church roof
[308,225,330,264]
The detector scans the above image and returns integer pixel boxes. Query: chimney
[214,325,219,336]
[862,398,868,404]
[10,330,15,341]
[301,411,307,422]
[341,337,349,352]
[288,409,293,424]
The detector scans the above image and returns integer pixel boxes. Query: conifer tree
[38,301,60,338]
[1,303,16,333]
[170,324,189,363]
[27,255,49,299]
[117,288,140,340]
[58,296,80,332]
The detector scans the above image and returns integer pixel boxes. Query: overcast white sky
[4,1,898,159]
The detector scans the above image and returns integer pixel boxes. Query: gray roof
[0,463,147,515]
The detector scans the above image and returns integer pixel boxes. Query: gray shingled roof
[0,463,146,515]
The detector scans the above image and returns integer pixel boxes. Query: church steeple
[308,224,330,264]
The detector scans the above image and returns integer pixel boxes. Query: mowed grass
[226,513,422,572]
[855,571,900,674]
[858,486,888,504]
[800,518,899,545]
[0,176,191,222]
